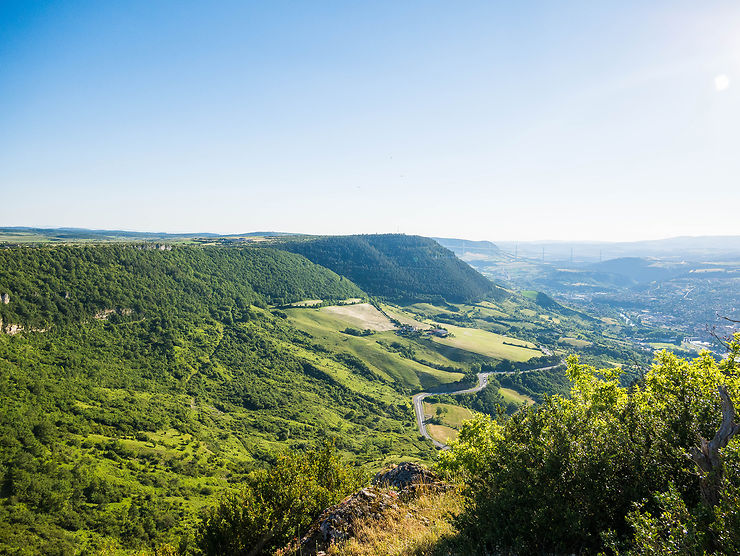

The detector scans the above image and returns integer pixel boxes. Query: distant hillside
[0,227,294,244]
[494,235,740,262]
[274,234,499,303]
[588,257,687,285]
[433,237,503,257]
[0,245,363,328]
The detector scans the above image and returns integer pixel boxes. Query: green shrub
[439,340,740,554]
[196,441,366,555]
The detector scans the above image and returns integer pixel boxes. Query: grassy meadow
[283,306,465,391]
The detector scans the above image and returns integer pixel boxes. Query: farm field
[287,299,323,307]
[430,324,542,362]
[426,424,458,445]
[322,303,395,331]
[423,402,475,428]
[382,304,433,330]
[559,337,593,348]
[283,307,465,391]
[423,401,475,445]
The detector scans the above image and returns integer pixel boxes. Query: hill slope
[0,245,438,553]
[274,234,499,303]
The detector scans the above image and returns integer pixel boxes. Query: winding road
[412,363,563,449]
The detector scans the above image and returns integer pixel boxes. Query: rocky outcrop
[93,308,133,320]
[94,309,116,320]
[372,461,441,489]
[297,487,400,554]
[288,463,452,555]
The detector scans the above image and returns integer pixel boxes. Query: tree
[438,337,740,554]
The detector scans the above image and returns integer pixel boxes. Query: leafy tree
[439,338,740,554]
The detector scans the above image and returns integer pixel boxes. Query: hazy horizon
[4,224,740,246]
[2,1,740,240]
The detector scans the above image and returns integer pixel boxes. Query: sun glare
[715,73,730,91]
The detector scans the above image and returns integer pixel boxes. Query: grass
[426,424,458,444]
[649,342,682,350]
[323,303,396,331]
[430,324,541,362]
[499,388,535,406]
[423,402,474,429]
[404,303,460,317]
[559,337,593,348]
[382,304,433,330]
[327,490,465,556]
[284,307,464,391]
[424,401,473,445]
[287,299,323,307]
[472,301,508,319]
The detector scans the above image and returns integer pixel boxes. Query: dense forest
[274,234,500,303]
[0,245,363,329]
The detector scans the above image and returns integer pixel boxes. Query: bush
[196,441,366,555]
[439,340,740,554]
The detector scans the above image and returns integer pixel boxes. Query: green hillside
[0,245,363,329]
[0,245,435,553]
[273,234,500,303]
[0,241,658,554]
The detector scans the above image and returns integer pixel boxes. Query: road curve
[412,363,563,449]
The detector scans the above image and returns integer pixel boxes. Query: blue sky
[1,1,739,241]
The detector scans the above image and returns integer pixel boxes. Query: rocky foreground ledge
[279,462,453,555]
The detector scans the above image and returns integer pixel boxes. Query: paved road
[412,363,564,449]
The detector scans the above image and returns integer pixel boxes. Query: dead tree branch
[688,385,740,506]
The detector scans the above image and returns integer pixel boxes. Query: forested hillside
[0,245,437,553]
[274,234,499,303]
[0,245,362,329]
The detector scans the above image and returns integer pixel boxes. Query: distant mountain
[494,236,740,263]
[274,234,500,303]
[587,257,688,285]
[433,237,502,255]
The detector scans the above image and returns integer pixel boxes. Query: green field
[423,402,475,428]
[284,307,465,391]
[500,387,535,406]
[423,401,476,444]
[322,302,395,331]
[431,324,542,362]
[426,424,459,444]
[382,304,433,329]
[287,299,323,307]
[560,337,593,348]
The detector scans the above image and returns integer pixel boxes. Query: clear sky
[1,1,739,241]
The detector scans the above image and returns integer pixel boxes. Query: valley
[0,230,736,554]
[0,235,590,553]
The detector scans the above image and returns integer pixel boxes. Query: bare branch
[718,314,740,324]
[688,385,740,506]
[706,324,731,349]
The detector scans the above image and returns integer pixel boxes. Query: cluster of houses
[397,324,449,338]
